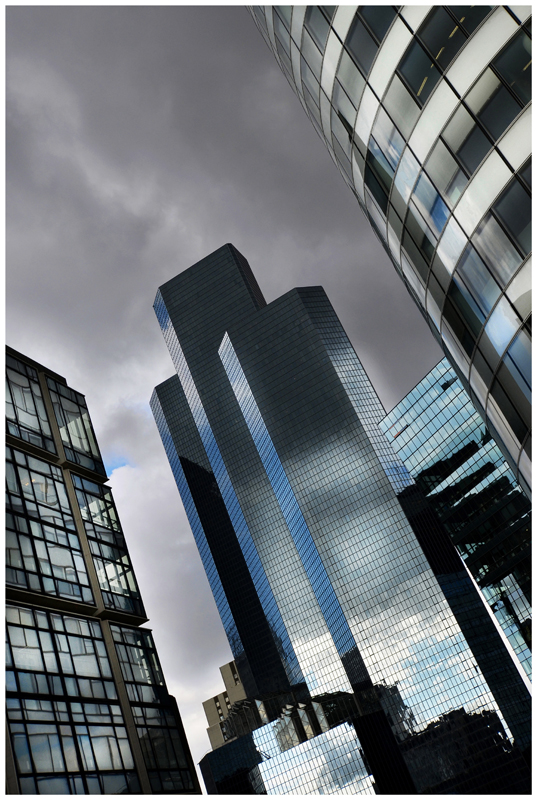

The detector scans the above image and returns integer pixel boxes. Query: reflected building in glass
[150,244,530,794]
[381,358,532,679]
[248,6,531,495]
[5,346,200,795]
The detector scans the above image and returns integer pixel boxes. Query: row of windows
[46,377,106,476]
[6,359,56,453]
[6,445,144,615]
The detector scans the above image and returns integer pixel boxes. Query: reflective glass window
[6,605,118,702]
[301,56,320,103]
[412,172,450,236]
[493,27,532,106]
[274,6,292,31]
[6,508,93,604]
[304,6,331,51]
[490,377,528,444]
[110,624,195,790]
[72,475,144,617]
[442,104,491,174]
[505,327,531,401]
[466,68,523,142]
[371,107,405,171]
[493,178,531,256]
[405,202,438,261]
[47,378,105,476]
[455,244,501,316]
[6,446,76,531]
[335,50,365,105]
[425,138,468,206]
[448,275,486,336]
[392,146,421,216]
[472,213,523,288]
[345,14,378,77]
[442,296,477,356]
[360,6,397,43]
[364,159,389,214]
[519,157,531,190]
[6,357,56,454]
[418,7,468,69]
[383,74,420,138]
[398,38,442,104]
[484,296,521,356]
[447,6,493,35]
[301,29,323,81]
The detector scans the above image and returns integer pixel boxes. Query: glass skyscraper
[381,358,531,679]
[5,346,200,795]
[249,6,531,496]
[151,243,530,794]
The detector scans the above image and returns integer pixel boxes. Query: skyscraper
[248,6,531,495]
[381,358,531,679]
[6,346,200,795]
[151,243,530,794]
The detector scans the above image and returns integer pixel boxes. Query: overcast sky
[6,6,442,783]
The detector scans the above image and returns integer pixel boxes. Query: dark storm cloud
[7,5,442,773]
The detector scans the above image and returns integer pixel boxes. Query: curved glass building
[249,6,531,495]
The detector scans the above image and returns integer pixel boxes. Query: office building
[5,346,200,795]
[249,6,531,494]
[202,661,247,750]
[381,357,531,678]
[151,243,530,794]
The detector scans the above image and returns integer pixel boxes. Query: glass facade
[5,346,200,795]
[151,244,531,794]
[380,357,531,679]
[249,6,531,495]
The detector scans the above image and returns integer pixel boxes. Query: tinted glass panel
[493,179,531,256]
[305,6,330,51]
[472,214,522,288]
[466,70,523,142]
[346,15,379,76]
[442,105,491,174]
[447,6,493,35]
[419,7,467,69]
[360,6,397,43]
[493,28,532,106]
[456,244,501,315]
[398,39,442,104]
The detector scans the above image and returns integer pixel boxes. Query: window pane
[412,172,450,236]
[345,15,378,76]
[442,105,491,174]
[484,296,521,355]
[506,328,531,394]
[371,107,405,171]
[360,6,397,43]
[28,731,65,773]
[447,6,493,35]
[398,39,442,104]
[383,75,420,138]
[493,28,532,106]
[456,244,501,315]
[472,213,522,287]
[418,7,467,69]
[336,50,366,105]
[519,158,531,190]
[466,69,522,142]
[493,179,531,256]
[425,139,468,205]
[305,6,330,51]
